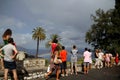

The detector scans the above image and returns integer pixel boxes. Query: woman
[70,45,78,75]
[0,38,18,80]
[0,29,12,70]
[45,39,61,80]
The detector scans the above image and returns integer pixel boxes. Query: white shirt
[98,52,104,60]
[83,51,91,62]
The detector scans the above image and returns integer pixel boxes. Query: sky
[0,0,115,49]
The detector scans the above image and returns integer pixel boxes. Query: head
[8,37,14,43]
[62,46,65,50]
[73,45,76,49]
[88,49,91,52]
[95,49,99,53]
[2,29,12,39]
[85,48,88,51]
[116,53,119,56]
[52,39,58,43]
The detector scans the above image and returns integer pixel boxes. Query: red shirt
[51,43,58,53]
[60,50,67,62]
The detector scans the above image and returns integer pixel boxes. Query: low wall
[0,58,46,79]
[23,58,45,70]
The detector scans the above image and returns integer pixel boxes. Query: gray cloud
[0,0,115,49]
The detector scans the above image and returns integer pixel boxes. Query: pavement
[41,65,120,80]
[0,65,120,80]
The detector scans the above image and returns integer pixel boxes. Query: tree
[45,34,62,48]
[86,9,113,50]
[32,27,46,58]
[85,1,120,54]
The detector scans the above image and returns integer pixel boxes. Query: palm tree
[45,34,61,48]
[32,27,46,58]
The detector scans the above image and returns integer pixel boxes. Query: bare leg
[86,65,89,74]
[45,71,52,79]
[56,68,60,80]
[4,69,8,80]
[71,62,73,74]
[1,58,4,70]
[84,66,86,74]
[12,69,18,80]
[75,62,77,75]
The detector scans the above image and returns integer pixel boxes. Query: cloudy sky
[0,0,115,49]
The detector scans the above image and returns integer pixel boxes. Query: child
[115,53,119,65]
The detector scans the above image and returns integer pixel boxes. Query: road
[41,65,120,80]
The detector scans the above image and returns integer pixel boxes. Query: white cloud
[0,15,26,29]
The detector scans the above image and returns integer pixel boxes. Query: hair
[54,45,61,51]
[85,48,88,51]
[2,29,12,37]
[52,38,58,43]
[88,49,91,52]
[62,46,65,50]
[73,45,76,49]
[8,37,14,43]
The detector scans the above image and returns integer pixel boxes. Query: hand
[11,55,15,59]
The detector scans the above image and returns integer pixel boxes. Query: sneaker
[61,74,65,77]
[65,74,68,76]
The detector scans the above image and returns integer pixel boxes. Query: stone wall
[23,58,45,71]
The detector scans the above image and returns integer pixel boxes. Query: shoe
[76,72,78,75]
[44,73,48,80]
[65,74,68,76]
[61,74,65,77]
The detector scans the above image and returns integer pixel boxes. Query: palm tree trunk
[36,38,39,58]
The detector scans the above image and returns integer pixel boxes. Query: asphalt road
[42,65,120,80]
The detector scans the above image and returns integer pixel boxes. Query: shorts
[61,61,67,70]
[4,60,16,70]
[84,62,89,67]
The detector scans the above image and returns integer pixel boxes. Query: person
[70,45,78,75]
[88,49,92,70]
[60,46,68,77]
[0,29,12,70]
[94,49,99,69]
[2,28,12,45]
[97,49,104,69]
[115,53,119,65]
[105,53,110,67]
[45,39,60,80]
[83,48,91,74]
[0,38,18,80]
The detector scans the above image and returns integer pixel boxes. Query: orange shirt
[60,50,67,62]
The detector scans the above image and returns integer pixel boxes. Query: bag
[47,65,50,72]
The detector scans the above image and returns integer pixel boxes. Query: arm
[11,46,18,59]
[0,48,4,57]
[49,41,52,45]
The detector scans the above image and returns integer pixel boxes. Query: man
[0,38,18,80]
[83,48,91,74]
[60,46,68,77]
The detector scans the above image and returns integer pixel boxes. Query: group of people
[44,38,119,80]
[94,49,119,69]
[44,39,67,80]
[44,38,93,80]
[0,29,18,80]
[45,39,78,80]
[0,29,119,80]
